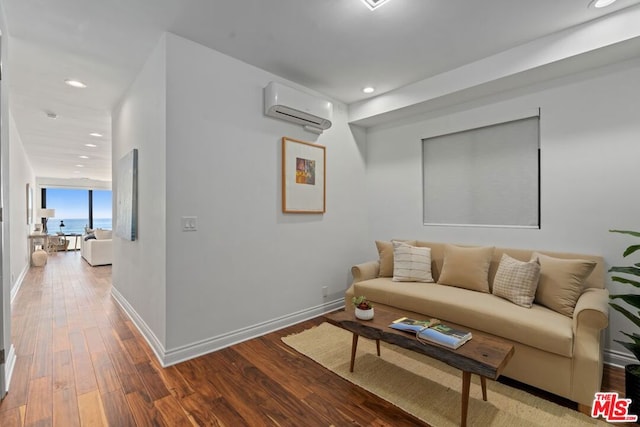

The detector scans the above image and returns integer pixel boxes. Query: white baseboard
[111,286,344,367]
[162,299,345,367]
[4,345,16,393]
[110,287,167,365]
[605,348,637,368]
[10,264,29,303]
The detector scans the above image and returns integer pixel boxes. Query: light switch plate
[181,216,197,231]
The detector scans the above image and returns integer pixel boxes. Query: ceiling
[2,0,640,182]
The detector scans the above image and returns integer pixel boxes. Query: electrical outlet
[322,286,328,298]
[181,216,197,232]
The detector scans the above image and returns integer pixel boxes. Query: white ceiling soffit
[349,4,640,127]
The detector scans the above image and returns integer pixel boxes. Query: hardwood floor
[0,251,627,426]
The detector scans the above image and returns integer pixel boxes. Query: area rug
[282,323,606,427]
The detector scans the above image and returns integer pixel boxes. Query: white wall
[112,32,369,364]
[112,34,167,353]
[162,34,368,359]
[8,112,35,298]
[364,57,640,365]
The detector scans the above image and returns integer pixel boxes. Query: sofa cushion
[376,240,416,277]
[354,278,573,357]
[532,252,596,317]
[492,254,541,308]
[438,245,494,293]
[392,242,434,283]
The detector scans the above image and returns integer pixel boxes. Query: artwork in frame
[282,137,326,213]
[26,183,33,224]
[115,148,138,241]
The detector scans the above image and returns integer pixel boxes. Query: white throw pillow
[392,241,434,283]
[95,229,112,240]
[492,254,541,308]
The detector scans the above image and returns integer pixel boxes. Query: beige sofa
[345,241,609,409]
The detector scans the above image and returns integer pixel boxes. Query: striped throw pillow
[392,242,434,283]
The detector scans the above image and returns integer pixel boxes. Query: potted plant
[609,229,640,416]
[352,295,374,320]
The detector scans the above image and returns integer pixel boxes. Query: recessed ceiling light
[79,155,89,159]
[589,0,617,7]
[84,143,97,148]
[65,79,87,88]
[362,86,376,94]
[90,132,103,137]
[361,0,392,10]
[75,164,85,168]
[45,111,58,119]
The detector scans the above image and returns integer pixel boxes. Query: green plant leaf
[610,230,640,238]
[609,266,640,277]
[610,303,640,329]
[611,276,640,288]
[621,332,640,344]
[611,294,640,309]
[625,245,640,257]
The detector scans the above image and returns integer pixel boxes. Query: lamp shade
[38,208,55,218]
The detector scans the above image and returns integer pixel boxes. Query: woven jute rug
[282,322,606,427]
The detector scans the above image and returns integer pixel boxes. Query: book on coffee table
[389,316,438,332]
[390,317,472,349]
[418,324,472,349]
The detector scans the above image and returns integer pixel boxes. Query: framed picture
[282,137,326,213]
[26,183,33,224]
[115,148,138,241]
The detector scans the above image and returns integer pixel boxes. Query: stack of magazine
[390,317,472,350]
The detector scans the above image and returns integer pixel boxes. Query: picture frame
[115,148,138,241]
[282,137,326,213]
[26,183,33,224]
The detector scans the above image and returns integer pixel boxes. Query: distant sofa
[346,240,608,410]
[81,229,113,266]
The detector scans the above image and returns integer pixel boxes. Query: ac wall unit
[264,81,332,134]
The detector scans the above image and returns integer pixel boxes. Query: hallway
[0,252,424,426]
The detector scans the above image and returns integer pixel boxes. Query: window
[42,188,112,233]
[422,115,540,228]
[92,190,113,230]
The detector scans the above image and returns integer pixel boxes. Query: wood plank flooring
[0,251,627,426]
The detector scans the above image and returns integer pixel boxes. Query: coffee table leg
[376,339,380,356]
[461,371,471,427]
[480,376,487,401]
[350,333,359,372]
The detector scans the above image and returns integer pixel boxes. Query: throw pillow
[392,241,434,283]
[376,241,395,277]
[492,254,541,308]
[375,240,416,277]
[95,229,112,240]
[438,244,494,293]
[532,252,596,317]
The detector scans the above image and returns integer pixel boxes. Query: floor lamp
[38,208,55,233]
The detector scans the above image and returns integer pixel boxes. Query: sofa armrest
[572,288,609,332]
[351,261,380,283]
[571,287,609,405]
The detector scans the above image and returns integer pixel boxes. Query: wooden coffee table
[325,307,514,427]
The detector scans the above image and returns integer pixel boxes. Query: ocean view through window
[44,188,112,234]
